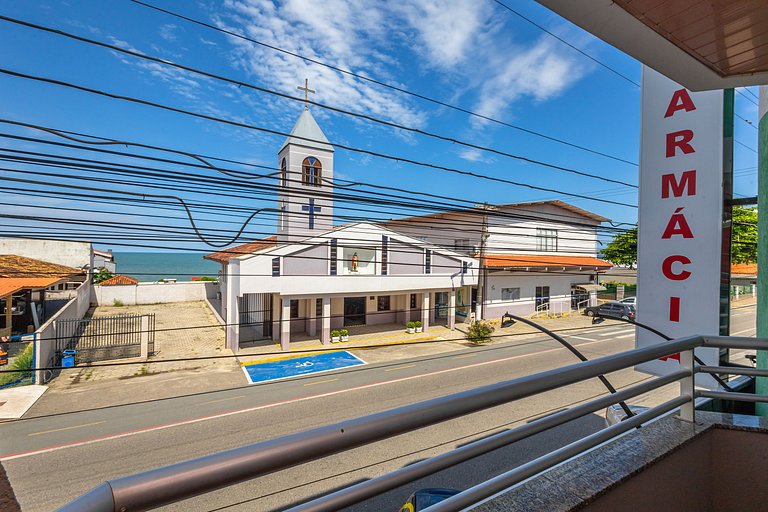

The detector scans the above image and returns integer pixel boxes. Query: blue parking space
[242,350,366,385]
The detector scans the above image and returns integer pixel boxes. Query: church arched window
[281,158,287,188]
[302,157,322,187]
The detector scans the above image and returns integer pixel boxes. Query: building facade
[207,108,611,352]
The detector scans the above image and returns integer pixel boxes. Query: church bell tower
[277,80,334,243]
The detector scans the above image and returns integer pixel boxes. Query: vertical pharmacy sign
[636,66,723,388]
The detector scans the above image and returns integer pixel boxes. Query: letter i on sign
[669,297,681,322]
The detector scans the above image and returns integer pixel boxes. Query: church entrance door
[344,297,366,326]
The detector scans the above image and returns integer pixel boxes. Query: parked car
[617,296,636,307]
[583,302,636,320]
[399,488,460,511]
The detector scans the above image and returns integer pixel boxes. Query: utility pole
[757,86,768,415]
[475,204,495,322]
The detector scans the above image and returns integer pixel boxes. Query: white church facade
[206,105,611,352]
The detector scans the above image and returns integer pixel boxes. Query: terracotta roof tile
[0,255,83,278]
[204,236,278,264]
[0,277,66,297]
[100,275,139,286]
[731,263,757,275]
[484,254,613,270]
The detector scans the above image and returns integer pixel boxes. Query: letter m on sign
[662,170,696,199]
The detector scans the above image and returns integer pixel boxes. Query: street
[0,304,757,511]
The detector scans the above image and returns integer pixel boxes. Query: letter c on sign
[662,255,692,281]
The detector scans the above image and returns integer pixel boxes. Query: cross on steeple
[302,198,322,229]
[297,78,315,110]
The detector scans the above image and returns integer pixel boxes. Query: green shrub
[0,343,34,386]
[331,330,340,337]
[414,321,422,328]
[196,276,218,282]
[407,322,415,329]
[466,321,495,345]
[340,329,348,336]
[92,267,113,284]
[112,299,125,307]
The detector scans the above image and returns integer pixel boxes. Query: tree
[92,267,113,284]
[601,228,637,268]
[732,206,758,264]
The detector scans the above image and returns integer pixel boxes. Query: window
[377,296,391,311]
[290,299,299,319]
[535,286,550,308]
[330,239,337,275]
[279,201,287,231]
[410,293,417,309]
[536,229,558,252]
[302,157,322,186]
[462,261,469,274]
[501,287,520,300]
[280,157,287,188]
[316,298,322,317]
[425,249,432,274]
[381,236,388,276]
[272,257,280,277]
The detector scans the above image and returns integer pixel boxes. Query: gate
[239,293,272,342]
[54,314,155,364]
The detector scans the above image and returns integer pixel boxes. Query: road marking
[303,378,339,387]
[27,421,106,437]
[200,395,245,405]
[1,337,617,461]
[614,333,636,339]
[732,328,756,336]
[597,329,631,337]
[384,364,416,372]
[570,336,596,342]
[452,354,476,359]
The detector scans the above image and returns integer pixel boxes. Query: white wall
[35,279,91,383]
[92,281,212,306]
[0,239,92,269]
[483,272,587,318]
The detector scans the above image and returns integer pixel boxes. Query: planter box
[340,335,349,342]
[331,336,340,343]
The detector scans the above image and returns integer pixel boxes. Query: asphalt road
[0,306,756,511]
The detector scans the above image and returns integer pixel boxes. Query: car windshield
[416,492,456,508]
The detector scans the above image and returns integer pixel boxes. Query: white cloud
[159,24,179,43]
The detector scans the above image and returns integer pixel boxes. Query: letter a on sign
[636,65,722,389]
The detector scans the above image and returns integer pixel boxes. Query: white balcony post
[679,348,695,422]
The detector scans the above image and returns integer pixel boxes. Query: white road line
[28,421,106,437]
[569,336,597,342]
[0,337,616,461]
[597,329,632,337]
[732,328,756,336]
[614,333,636,339]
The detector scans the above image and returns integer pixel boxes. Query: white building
[207,108,611,352]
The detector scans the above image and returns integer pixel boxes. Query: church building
[206,90,612,352]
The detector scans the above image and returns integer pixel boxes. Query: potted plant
[340,329,349,342]
[331,330,341,343]
[414,321,423,333]
[406,321,415,334]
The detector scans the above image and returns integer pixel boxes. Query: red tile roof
[0,278,66,297]
[0,255,83,278]
[731,263,757,276]
[484,254,613,270]
[204,236,278,264]
[100,275,139,286]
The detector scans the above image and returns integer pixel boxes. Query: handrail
[58,335,768,512]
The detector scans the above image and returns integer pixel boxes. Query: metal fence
[58,334,768,512]
[53,313,155,364]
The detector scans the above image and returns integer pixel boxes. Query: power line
[0,15,637,189]
[0,66,638,208]
[122,0,639,167]
[491,0,640,87]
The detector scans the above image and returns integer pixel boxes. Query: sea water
[111,252,220,282]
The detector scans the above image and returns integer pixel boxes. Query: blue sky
[0,0,760,253]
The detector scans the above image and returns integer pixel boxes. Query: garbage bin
[62,349,76,368]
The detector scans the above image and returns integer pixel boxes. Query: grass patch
[0,343,34,387]
[112,299,125,307]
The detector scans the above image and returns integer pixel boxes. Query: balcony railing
[58,335,768,512]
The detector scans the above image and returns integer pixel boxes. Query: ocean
[112,252,220,282]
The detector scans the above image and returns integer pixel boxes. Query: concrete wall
[389,240,425,275]
[482,272,585,319]
[35,279,91,383]
[0,238,93,270]
[283,243,328,276]
[92,281,212,306]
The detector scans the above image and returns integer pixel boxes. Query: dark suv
[583,302,635,320]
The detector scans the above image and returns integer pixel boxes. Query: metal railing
[58,335,768,512]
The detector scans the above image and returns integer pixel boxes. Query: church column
[225,260,240,353]
[280,298,291,351]
[271,294,281,343]
[421,292,430,333]
[321,297,331,345]
[308,298,317,337]
[404,293,411,324]
[448,289,456,330]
